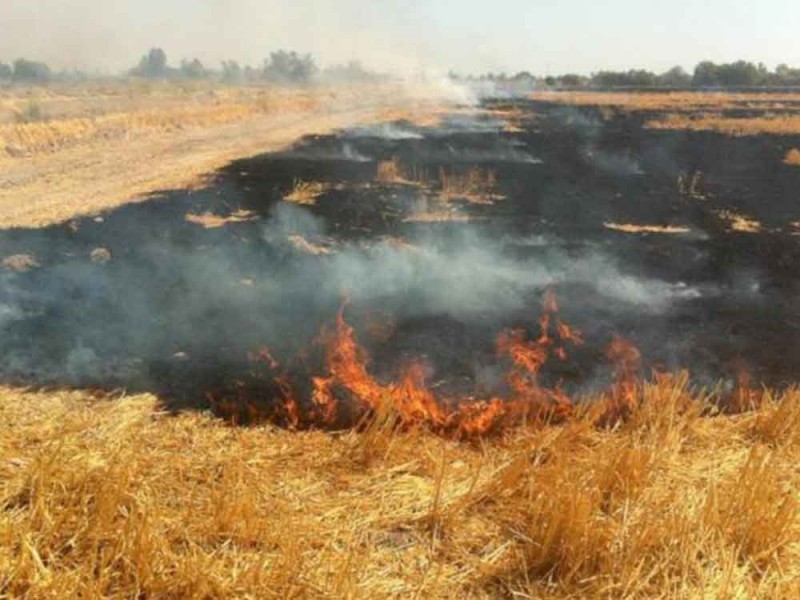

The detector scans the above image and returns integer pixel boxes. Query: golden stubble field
[0,81,445,228]
[532,90,800,138]
[2,379,800,598]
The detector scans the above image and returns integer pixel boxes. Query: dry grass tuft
[784,148,800,166]
[716,210,764,233]
[375,158,428,187]
[185,209,257,229]
[403,211,475,223]
[438,167,502,204]
[3,379,800,597]
[376,158,406,184]
[646,113,800,136]
[2,253,39,272]
[376,107,446,129]
[604,222,691,234]
[286,235,334,255]
[284,180,329,205]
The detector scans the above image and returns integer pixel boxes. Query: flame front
[215,289,648,436]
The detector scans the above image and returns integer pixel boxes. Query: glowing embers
[211,289,651,437]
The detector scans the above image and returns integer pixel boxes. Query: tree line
[0,48,382,85]
[0,59,53,83]
[462,61,800,89]
[3,52,800,89]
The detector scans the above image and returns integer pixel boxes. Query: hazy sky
[1,1,799,75]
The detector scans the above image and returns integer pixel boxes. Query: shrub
[132,48,168,78]
[12,59,51,83]
[263,50,317,84]
[784,148,800,166]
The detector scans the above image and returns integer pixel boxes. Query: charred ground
[1,97,799,420]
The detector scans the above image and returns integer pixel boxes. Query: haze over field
[2,0,800,75]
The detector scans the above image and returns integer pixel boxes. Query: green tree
[717,61,762,86]
[617,70,657,87]
[263,50,317,84]
[693,60,767,88]
[133,48,168,78]
[774,64,800,86]
[657,66,692,87]
[692,61,719,86]
[221,60,243,83]
[12,59,51,82]
[180,58,206,79]
[559,74,589,88]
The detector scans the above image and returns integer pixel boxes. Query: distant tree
[512,71,535,83]
[180,58,206,79]
[12,59,51,82]
[774,63,800,86]
[693,60,766,88]
[221,60,243,83]
[692,61,719,87]
[718,61,763,86]
[133,48,168,78]
[591,69,657,88]
[503,71,537,92]
[243,65,260,81]
[0,62,12,80]
[657,66,692,88]
[755,62,770,85]
[591,71,616,87]
[558,74,588,88]
[263,50,317,84]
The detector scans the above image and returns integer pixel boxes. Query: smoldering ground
[1,99,799,410]
[0,198,709,399]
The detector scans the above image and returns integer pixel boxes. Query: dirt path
[0,92,424,229]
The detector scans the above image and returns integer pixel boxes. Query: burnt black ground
[1,99,799,411]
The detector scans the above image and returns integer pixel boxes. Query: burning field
[2,93,800,596]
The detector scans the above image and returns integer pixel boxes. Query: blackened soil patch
[1,99,799,412]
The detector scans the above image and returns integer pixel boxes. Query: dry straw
[2,376,800,597]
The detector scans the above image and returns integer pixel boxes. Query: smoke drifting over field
[4,1,800,78]
[0,194,699,392]
[0,1,467,76]
[1,96,799,428]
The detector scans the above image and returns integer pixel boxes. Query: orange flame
[598,335,642,424]
[218,289,648,437]
[720,358,762,414]
[310,305,447,429]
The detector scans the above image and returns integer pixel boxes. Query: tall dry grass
[0,90,319,156]
[283,180,329,205]
[438,166,500,204]
[2,376,800,597]
[375,158,500,205]
[532,91,800,113]
[532,91,800,136]
[646,113,800,136]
